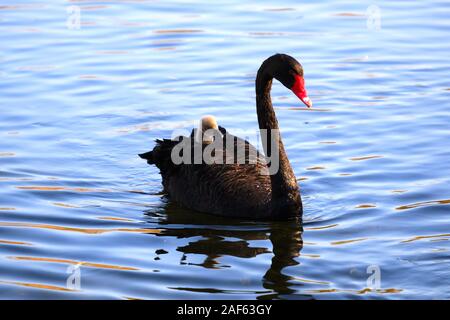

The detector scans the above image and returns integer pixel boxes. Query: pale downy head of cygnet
[196,115,220,143]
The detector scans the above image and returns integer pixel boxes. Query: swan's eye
[291,74,312,108]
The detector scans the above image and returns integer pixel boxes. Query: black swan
[139,53,312,220]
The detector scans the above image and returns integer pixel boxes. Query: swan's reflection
[144,201,304,298]
[259,219,304,299]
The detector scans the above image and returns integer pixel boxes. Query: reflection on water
[0,221,162,235]
[0,280,76,293]
[261,221,303,299]
[396,199,450,211]
[9,256,139,271]
[1,0,450,299]
[147,204,305,299]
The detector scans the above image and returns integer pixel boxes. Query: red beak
[291,74,312,108]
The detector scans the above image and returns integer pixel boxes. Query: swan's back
[139,126,273,218]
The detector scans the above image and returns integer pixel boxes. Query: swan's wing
[140,129,272,218]
[218,125,227,135]
[164,152,272,218]
[218,126,267,166]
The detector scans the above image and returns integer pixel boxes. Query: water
[1,0,449,299]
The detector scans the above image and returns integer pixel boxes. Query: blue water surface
[0,0,449,299]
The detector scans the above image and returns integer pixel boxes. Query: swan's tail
[138,150,155,164]
[139,138,180,173]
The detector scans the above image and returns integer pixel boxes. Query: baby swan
[195,115,221,143]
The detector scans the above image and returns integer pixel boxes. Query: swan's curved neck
[256,67,301,217]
